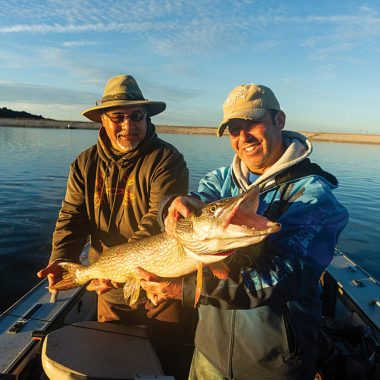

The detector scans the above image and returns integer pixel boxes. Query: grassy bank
[1,118,380,145]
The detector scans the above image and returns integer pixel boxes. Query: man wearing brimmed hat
[38,74,191,377]
[138,84,348,379]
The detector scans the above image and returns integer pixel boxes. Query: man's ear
[275,110,286,130]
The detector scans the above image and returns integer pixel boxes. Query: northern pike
[51,186,281,305]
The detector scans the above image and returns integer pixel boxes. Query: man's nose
[239,127,249,141]
[121,118,133,129]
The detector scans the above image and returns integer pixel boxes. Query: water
[0,126,379,312]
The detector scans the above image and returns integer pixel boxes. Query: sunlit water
[0,126,379,312]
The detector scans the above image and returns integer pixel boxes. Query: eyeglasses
[103,110,146,124]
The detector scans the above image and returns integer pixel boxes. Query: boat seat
[41,321,170,379]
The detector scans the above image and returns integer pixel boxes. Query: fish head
[173,185,281,263]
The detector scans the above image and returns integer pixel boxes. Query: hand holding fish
[137,267,182,306]
[165,196,205,236]
[86,278,124,295]
[37,260,64,295]
[38,260,122,295]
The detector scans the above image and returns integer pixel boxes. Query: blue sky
[0,0,379,134]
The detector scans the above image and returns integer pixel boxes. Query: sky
[0,0,379,134]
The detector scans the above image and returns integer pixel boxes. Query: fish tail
[50,262,85,291]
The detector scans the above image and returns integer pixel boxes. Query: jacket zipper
[282,306,298,359]
[227,309,236,377]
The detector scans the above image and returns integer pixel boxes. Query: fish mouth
[220,186,280,235]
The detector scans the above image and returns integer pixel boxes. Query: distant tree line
[0,107,45,119]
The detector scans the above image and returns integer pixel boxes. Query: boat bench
[42,321,173,379]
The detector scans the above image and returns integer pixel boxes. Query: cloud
[0,1,274,57]
[0,22,162,34]
[0,75,202,121]
[138,78,201,103]
[62,40,100,48]
[0,80,95,105]
[31,46,201,103]
[36,47,111,82]
[2,1,378,65]
[308,42,357,61]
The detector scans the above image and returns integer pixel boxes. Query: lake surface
[0,126,379,312]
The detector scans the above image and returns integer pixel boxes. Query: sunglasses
[103,110,146,124]
[227,117,267,137]
[227,122,256,137]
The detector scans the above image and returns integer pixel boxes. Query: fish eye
[209,205,217,213]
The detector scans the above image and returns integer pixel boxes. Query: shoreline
[1,118,380,145]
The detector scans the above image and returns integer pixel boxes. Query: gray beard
[116,137,139,152]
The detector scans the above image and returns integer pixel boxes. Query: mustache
[117,132,138,138]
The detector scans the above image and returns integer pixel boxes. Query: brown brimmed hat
[217,84,280,137]
[82,74,166,123]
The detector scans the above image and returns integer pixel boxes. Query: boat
[0,248,379,379]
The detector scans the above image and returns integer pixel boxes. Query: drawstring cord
[96,160,128,234]
[107,165,121,233]
[96,162,111,231]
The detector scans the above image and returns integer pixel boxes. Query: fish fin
[208,261,230,280]
[123,277,141,306]
[50,262,84,291]
[86,279,103,292]
[194,261,203,307]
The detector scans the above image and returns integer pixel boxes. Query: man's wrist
[157,194,179,231]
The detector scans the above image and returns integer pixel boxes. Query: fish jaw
[175,185,281,256]
[183,246,236,264]
[201,219,280,254]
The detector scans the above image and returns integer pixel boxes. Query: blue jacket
[182,131,349,379]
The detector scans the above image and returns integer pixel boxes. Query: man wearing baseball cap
[38,74,191,378]
[138,83,349,379]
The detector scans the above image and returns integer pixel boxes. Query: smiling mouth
[243,143,260,153]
